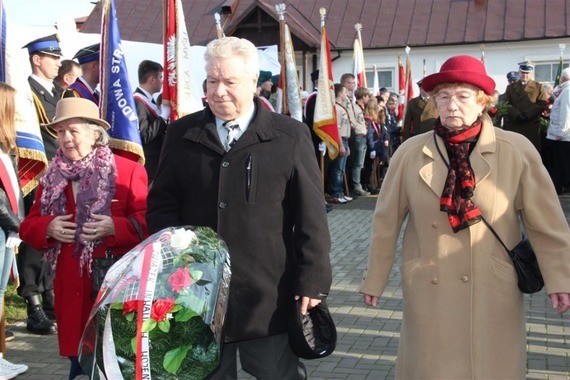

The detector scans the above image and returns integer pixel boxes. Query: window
[365,67,394,91]
[535,61,570,84]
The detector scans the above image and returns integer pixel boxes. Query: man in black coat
[147,37,332,379]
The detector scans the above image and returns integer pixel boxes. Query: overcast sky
[4,0,95,27]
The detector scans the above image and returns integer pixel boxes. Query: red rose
[168,267,193,292]
[151,298,176,322]
[122,300,140,315]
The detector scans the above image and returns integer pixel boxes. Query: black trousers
[547,139,570,193]
[16,190,54,298]
[209,333,306,380]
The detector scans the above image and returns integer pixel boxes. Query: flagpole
[318,7,326,188]
[215,13,224,39]
[276,3,287,115]
[556,43,566,87]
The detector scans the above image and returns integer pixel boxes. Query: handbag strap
[433,133,512,257]
[480,216,512,256]
[128,217,144,242]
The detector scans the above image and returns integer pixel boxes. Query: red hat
[421,55,495,95]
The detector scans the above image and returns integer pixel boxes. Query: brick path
[6,196,570,379]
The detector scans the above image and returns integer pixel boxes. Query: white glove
[369,151,376,159]
[318,142,327,156]
[160,104,171,120]
[6,232,21,248]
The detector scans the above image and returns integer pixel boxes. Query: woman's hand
[549,293,570,314]
[81,213,115,241]
[47,215,77,243]
[363,294,379,307]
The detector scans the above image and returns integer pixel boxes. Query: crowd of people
[0,30,568,380]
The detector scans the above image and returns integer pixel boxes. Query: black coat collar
[183,97,281,154]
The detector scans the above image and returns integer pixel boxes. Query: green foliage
[494,101,509,117]
[94,227,225,379]
[5,284,26,323]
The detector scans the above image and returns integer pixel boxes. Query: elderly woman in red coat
[20,98,148,380]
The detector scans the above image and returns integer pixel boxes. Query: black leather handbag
[91,217,144,300]
[482,217,544,294]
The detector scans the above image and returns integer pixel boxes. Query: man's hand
[295,295,322,315]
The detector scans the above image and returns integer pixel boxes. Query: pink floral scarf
[40,146,117,273]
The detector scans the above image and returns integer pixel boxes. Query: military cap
[257,70,272,87]
[506,71,520,81]
[73,43,100,64]
[22,34,62,57]
[518,62,534,73]
[416,79,423,86]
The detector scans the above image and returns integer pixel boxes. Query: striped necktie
[223,120,239,151]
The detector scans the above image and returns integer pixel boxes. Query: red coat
[20,155,148,356]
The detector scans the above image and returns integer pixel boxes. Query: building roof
[80,0,570,50]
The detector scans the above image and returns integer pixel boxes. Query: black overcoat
[147,98,332,342]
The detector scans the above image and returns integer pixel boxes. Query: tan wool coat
[360,116,570,379]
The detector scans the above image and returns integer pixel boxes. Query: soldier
[402,79,439,140]
[505,62,548,152]
[64,43,101,103]
[19,34,62,335]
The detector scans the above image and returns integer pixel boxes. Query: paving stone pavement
[5,196,570,379]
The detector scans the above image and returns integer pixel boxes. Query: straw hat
[421,55,496,95]
[44,98,110,130]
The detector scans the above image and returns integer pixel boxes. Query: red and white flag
[163,0,202,121]
[275,9,302,121]
[313,13,339,160]
[352,24,367,88]
[398,55,405,121]
[372,64,379,97]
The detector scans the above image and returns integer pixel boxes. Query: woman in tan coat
[360,55,570,379]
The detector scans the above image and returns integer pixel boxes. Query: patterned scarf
[434,119,482,232]
[40,146,117,272]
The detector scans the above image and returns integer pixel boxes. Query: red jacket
[20,154,148,356]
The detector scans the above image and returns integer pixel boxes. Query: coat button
[221,161,229,168]
[219,202,227,209]
[461,275,469,283]
[431,222,438,228]
[431,278,439,284]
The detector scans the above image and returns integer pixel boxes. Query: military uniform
[20,34,62,335]
[402,96,438,140]
[505,69,548,152]
[63,43,100,103]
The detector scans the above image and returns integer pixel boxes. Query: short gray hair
[561,67,570,81]
[204,37,259,79]
[81,119,110,147]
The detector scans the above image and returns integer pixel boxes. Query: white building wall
[303,37,570,95]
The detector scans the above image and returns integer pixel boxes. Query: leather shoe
[25,296,56,335]
[26,305,56,335]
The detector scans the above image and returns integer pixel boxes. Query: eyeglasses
[435,91,477,104]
